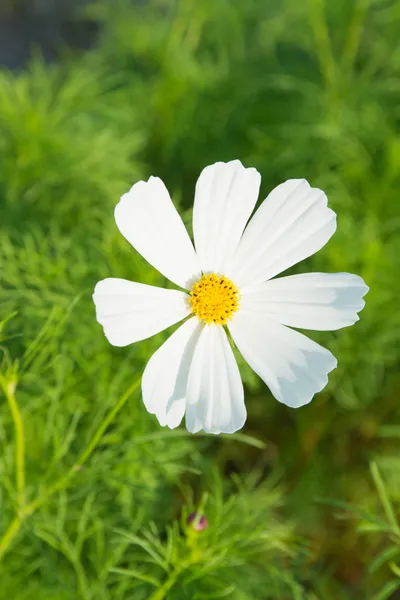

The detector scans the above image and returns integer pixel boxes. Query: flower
[93,160,368,434]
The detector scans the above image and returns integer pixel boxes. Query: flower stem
[148,554,197,599]
[0,376,25,511]
[148,569,181,600]
[0,377,140,562]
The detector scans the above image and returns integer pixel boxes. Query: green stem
[72,556,91,600]
[148,555,197,600]
[0,377,140,562]
[370,461,400,535]
[0,516,22,561]
[308,0,336,92]
[0,376,25,511]
[342,0,369,73]
[148,568,181,600]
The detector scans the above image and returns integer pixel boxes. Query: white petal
[228,310,337,408]
[241,273,369,331]
[227,179,337,287]
[185,324,246,434]
[193,160,261,273]
[115,177,201,289]
[93,278,190,347]
[142,318,203,429]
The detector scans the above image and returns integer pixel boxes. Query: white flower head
[93,160,368,434]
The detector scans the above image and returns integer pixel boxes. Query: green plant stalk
[148,546,199,599]
[0,376,25,512]
[149,564,187,600]
[72,555,90,600]
[148,566,183,600]
[308,0,336,92]
[0,377,140,562]
[370,461,400,535]
[342,0,369,72]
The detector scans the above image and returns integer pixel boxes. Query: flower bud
[186,512,208,531]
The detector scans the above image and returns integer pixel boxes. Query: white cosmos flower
[93,160,368,434]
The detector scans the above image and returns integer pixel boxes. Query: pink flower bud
[187,512,208,531]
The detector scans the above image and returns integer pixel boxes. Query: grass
[0,0,400,597]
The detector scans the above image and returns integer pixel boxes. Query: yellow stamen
[188,273,240,325]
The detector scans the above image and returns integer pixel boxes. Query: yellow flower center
[189,273,240,325]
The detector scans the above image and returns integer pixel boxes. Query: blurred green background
[1,0,400,598]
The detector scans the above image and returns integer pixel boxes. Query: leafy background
[0,0,400,598]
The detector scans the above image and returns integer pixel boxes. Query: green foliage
[1,0,400,597]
